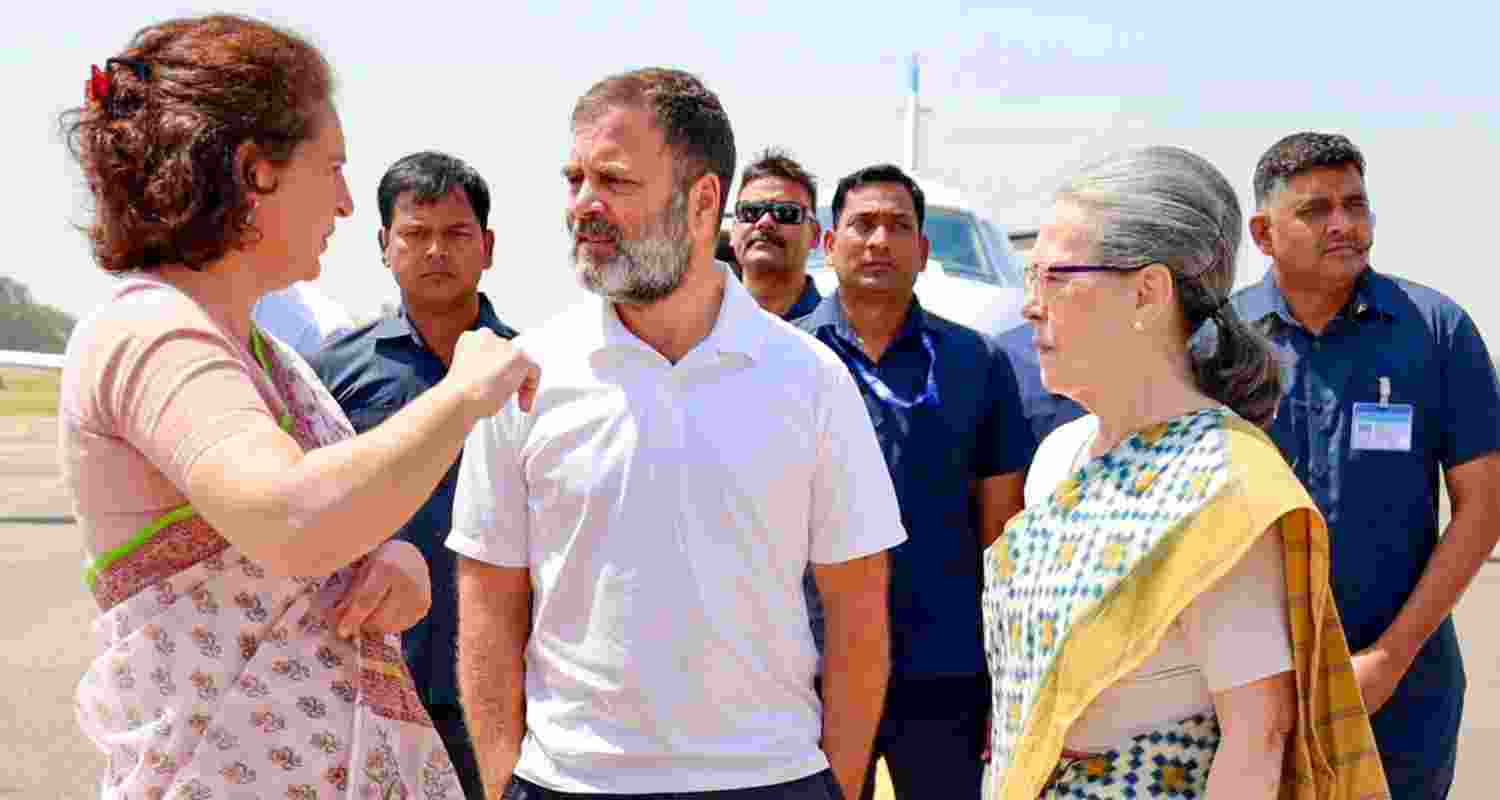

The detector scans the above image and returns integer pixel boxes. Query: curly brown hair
[61,14,335,272]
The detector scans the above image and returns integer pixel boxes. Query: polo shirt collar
[373,293,512,346]
[1240,266,1396,333]
[595,260,768,364]
[803,289,932,350]
[783,276,823,321]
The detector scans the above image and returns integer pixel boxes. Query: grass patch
[0,367,61,416]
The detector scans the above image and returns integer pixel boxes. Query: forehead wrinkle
[571,107,670,166]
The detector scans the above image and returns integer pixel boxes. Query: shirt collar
[1238,266,1396,333]
[594,261,769,364]
[783,276,823,321]
[803,289,932,349]
[373,292,515,344]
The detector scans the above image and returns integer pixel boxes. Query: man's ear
[377,229,388,264]
[1249,212,1275,258]
[695,173,722,229]
[482,229,495,271]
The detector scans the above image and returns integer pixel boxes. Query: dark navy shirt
[797,293,1031,678]
[993,323,1086,459]
[785,275,823,321]
[309,293,518,707]
[1233,268,1500,764]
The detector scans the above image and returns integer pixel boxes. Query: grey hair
[1057,145,1282,429]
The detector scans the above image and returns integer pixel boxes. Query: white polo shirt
[446,265,906,793]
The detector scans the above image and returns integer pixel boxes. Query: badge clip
[1379,376,1391,406]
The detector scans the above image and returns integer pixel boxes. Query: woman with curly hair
[59,14,536,800]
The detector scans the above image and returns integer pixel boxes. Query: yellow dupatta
[984,410,1388,800]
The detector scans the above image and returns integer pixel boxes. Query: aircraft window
[980,220,1025,289]
[923,208,990,283]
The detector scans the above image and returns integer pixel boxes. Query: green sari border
[83,503,197,590]
[251,326,296,434]
[82,326,294,590]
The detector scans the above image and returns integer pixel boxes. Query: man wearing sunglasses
[796,164,1030,800]
[730,148,824,320]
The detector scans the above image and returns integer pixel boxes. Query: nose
[1022,290,1044,322]
[571,178,605,222]
[1326,207,1352,234]
[335,171,353,218]
[866,222,891,249]
[753,211,778,231]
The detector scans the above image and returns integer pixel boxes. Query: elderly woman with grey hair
[981,146,1389,800]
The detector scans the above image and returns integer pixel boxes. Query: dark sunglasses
[734,201,816,225]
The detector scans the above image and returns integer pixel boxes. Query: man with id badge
[796,164,1030,800]
[1234,132,1500,799]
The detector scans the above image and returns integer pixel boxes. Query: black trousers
[858,674,990,800]
[503,770,844,799]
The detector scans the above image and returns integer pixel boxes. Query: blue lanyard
[825,328,941,410]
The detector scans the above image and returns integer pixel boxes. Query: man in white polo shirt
[447,67,905,800]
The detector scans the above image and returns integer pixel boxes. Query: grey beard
[572,191,693,306]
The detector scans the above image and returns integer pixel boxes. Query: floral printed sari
[75,325,464,800]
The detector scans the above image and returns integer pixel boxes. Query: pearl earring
[1132,320,1144,331]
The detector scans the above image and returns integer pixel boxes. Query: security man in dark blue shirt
[731,147,824,321]
[1234,132,1500,799]
[797,164,1030,800]
[310,152,516,800]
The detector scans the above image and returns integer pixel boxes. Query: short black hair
[377,151,491,229]
[1253,132,1366,208]
[572,67,736,218]
[737,147,817,212]
[830,164,925,230]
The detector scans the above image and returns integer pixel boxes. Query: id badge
[1351,402,1414,451]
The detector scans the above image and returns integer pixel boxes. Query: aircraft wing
[0,350,65,370]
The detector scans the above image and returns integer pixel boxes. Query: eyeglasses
[1023,262,1152,302]
[734,201,816,225]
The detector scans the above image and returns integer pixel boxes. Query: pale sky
[9,1,1500,339]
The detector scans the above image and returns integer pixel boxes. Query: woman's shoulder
[1211,408,1319,517]
[62,278,247,423]
[72,278,222,348]
[1025,415,1098,505]
[1039,414,1097,457]
[1215,410,1293,469]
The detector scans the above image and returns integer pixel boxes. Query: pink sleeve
[90,316,280,492]
[1181,530,1295,693]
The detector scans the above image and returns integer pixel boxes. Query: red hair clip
[85,59,151,107]
[86,64,111,105]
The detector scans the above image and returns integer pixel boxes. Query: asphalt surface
[3,417,1496,798]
